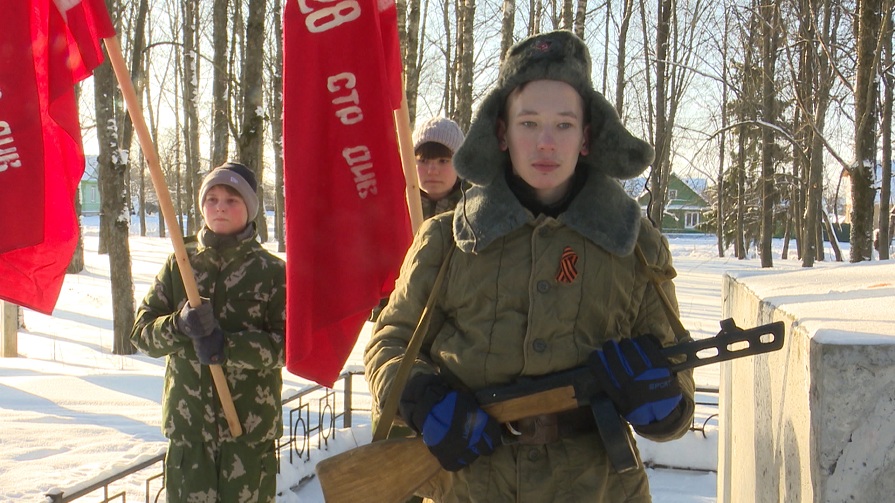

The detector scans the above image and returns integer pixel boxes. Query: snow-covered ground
[0,216,856,502]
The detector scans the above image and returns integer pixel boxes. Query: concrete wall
[718,264,895,503]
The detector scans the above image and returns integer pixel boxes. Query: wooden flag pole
[102,36,243,438]
[370,81,427,445]
[394,87,424,234]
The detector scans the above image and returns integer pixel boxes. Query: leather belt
[506,407,596,445]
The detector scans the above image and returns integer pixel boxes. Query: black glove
[176,298,215,339]
[399,374,501,472]
[589,334,682,426]
[193,326,226,365]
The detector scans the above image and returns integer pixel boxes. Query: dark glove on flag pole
[176,299,226,365]
[589,334,683,426]
[176,298,216,338]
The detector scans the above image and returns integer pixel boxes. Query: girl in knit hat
[370,117,468,325]
[131,162,285,502]
[366,31,694,502]
[412,117,466,219]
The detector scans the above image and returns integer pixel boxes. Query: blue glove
[176,298,216,339]
[399,374,501,471]
[589,334,682,426]
[193,326,226,365]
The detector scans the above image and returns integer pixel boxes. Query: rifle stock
[315,387,579,503]
[316,319,784,502]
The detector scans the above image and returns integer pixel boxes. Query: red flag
[283,0,412,387]
[0,0,114,313]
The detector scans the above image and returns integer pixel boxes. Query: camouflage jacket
[131,226,286,444]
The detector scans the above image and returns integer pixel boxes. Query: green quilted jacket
[366,168,695,502]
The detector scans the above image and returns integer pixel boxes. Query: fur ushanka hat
[452,30,654,256]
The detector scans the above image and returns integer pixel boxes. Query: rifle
[315,319,785,502]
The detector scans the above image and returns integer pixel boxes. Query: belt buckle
[505,414,560,445]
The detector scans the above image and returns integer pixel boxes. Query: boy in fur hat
[131,162,286,502]
[365,31,694,502]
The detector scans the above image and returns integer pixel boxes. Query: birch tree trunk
[573,0,587,38]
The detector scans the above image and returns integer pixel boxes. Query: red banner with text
[283,0,411,386]
[0,0,114,313]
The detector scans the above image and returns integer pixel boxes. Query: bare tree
[561,0,574,29]
[878,11,893,259]
[647,0,707,231]
[439,0,456,117]
[501,0,517,60]
[269,0,285,252]
[758,0,780,268]
[455,0,476,128]
[716,4,730,258]
[211,0,230,167]
[237,0,268,240]
[405,0,424,124]
[647,0,674,229]
[614,0,635,115]
[95,0,135,355]
[69,85,86,273]
[181,0,201,235]
[788,0,840,267]
[850,0,883,262]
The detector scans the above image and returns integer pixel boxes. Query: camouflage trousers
[164,438,277,503]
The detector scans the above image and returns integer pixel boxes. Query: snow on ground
[0,216,860,502]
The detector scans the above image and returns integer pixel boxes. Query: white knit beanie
[199,162,259,221]
[412,117,465,154]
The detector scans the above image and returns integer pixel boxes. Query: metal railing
[44,370,368,503]
[691,385,719,438]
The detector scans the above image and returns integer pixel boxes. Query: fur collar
[453,165,641,256]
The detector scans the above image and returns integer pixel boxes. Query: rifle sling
[634,243,689,341]
[372,245,456,442]
[589,243,689,473]
[591,396,640,473]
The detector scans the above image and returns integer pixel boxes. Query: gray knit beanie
[454,30,654,186]
[199,162,259,221]
[413,117,465,154]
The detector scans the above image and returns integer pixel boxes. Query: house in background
[630,173,710,232]
[79,155,100,216]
